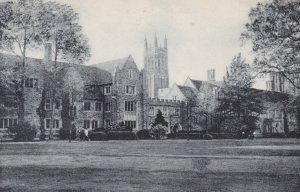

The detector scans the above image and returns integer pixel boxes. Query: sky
[4,0,268,88]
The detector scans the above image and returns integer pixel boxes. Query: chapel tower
[143,34,169,98]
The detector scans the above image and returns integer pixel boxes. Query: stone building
[143,35,169,98]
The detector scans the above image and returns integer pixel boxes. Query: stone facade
[143,35,169,98]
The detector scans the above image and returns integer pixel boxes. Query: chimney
[44,42,52,61]
[207,69,215,81]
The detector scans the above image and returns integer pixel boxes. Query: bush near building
[8,122,37,142]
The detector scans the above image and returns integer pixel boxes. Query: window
[172,96,177,101]
[24,78,38,88]
[92,120,98,129]
[149,106,154,115]
[105,119,111,126]
[55,100,60,109]
[53,119,59,129]
[0,119,17,129]
[125,101,136,111]
[45,119,50,129]
[105,102,111,112]
[162,107,167,116]
[84,120,90,129]
[175,108,180,116]
[95,102,102,111]
[84,102,91,111]
[45,99,51,110]
[126,86,135,95]
[85,85,97,93]
[104,86,111,95]
[125,121,136,129]
[128,69,134,78]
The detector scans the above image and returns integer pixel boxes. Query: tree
[0,0,44,128]
[241,0,300,88]
[242,0,300,132]
[151,110,168,139]
[61,68,83,142]
[152,109,168,127]
[37,1,90,139]
[217,53,264,133]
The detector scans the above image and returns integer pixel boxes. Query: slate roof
[0,53,112,86]
[91,56,130,74]
[177,85,198,101]
[190,78,223,90]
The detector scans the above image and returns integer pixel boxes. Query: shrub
[8,122,37,142]
[107,131,137,140]
[89,131,108,141]
[203,133,213,140]
[150,125,168,139]
[287,131,300,138]
[136,129,152,140]
[59,126,76,140]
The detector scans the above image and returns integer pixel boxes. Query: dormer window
[24,78,38,88]
[128,69,134,78]
[126,86,135,95]
[104,86,111,95]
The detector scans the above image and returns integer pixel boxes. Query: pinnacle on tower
[164,35,167,50]
[144,36,148,49]
[154,33,158,47]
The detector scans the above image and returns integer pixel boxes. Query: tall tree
[241,0,300,88]
[217,53,264,132]
[37,2,90,139]
[242,0,300,132]
[0,0,44,127]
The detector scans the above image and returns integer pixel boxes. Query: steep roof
[190,78,223,90]
[177,85,198,101]
[0,53,112,86]
[91,56,130,74]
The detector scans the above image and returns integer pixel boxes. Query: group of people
[77,127,90,141]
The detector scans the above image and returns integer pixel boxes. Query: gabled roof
[190,78,223,90]
[0,52,112,86]
[177,85,198,101]
[91,55,132,74]
[72,65,112,85]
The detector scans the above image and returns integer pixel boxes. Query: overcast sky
[24,0,269,88]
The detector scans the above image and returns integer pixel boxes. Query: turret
[144,36,148,50]
[164,35,167,50]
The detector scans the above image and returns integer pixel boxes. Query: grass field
[0,139,300,191]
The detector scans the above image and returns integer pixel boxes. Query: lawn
[0,139,300,191]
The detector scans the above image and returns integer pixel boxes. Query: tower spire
[154,33,158,47]
[164,35,167,50]
[144,36,148,49]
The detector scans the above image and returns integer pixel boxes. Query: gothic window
[0,118,17,129]
[53,119,59,129]
[162,107,167,116]
[84,102,91,111]
[95,102,102,111]
[55,100,60,109]
[125,121,136,128]
[45,119,50,129]
[45,99,51,110]
[105,102,111,112]
[149,106,154,115]
[128,69,134,79]
[175,108,180,116]
[92,120,98,129]
[105,119,111,126]
[84,120,90,129]
[24,78,38,88]
[125,101,136,111]
[104,86,111,95]
[126,86,135,95]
